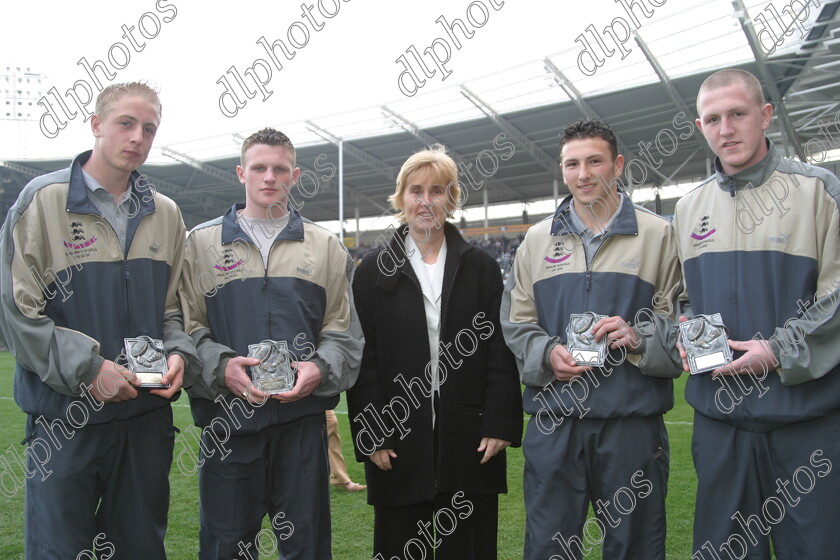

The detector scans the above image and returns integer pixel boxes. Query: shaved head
[697,69,765,114]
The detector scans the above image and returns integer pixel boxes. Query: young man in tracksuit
[673,68,840,560]
[0,82,195,559]
[502,119,682,559]
[180,128,363,559]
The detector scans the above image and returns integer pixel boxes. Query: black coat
[347,223,523,507]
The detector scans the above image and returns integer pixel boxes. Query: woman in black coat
[347,145,523,559]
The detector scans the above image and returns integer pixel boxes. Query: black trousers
[692,409,840,560]
[198,413,331,560]
[24,406,174,560]
[373,493,499,560]
[522,415,669,560]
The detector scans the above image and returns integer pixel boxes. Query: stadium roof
[2,0,839,229]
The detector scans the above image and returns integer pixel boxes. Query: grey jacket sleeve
[626,222,684,378]
[0,197,102,396]
[500,237,555,388]
[179,231,236,400]
[768,175,840,385]
[311,244,363,397]
[161,212,200,374]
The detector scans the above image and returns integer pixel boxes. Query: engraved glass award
[566,312,608,366]
[679,313,732,374]
[124,336,170,388]
[248,340,297,394]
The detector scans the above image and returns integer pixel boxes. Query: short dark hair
[240,128,296,166]
[559,119,619,161]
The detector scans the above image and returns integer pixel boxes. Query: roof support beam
[769,58,840,81]
[543,59,673,186]
[632,31,702,143]
[305,121,395,181]
[664,149,700,184]
[137,172,215,226]
[733,0,806,160]
[296,161,390,215]
[380,105,529,201]
[162,147,239,184]
[460,85,557,176]
[543,58,600,121]
[168,140,388,219]
[0,161,40,178]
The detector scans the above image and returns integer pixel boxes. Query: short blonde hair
[95,81,162,119]
[697,69,765,114]
[389,144,462,224]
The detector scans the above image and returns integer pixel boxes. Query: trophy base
[689,352,730,375]
[136,372,171,389]
[569,349,605,367]
[254,380,295,394]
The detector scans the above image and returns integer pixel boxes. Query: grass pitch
[0,353,697,559]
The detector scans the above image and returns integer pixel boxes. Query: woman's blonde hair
[389,144,462,224]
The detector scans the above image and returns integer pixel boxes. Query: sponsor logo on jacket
[63,221,98,250]
[214,248,245,272]
[769,232,791,247]
[620,257,641,270]
[690,216,716,241]
[544,240,572,264]
[689,215,718,250]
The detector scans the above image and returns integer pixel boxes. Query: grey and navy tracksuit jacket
[181,203,363,435]
[502,193,683,419]
[673,141,840,431]
[0,150,194,423]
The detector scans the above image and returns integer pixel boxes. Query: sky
[1,0,825,232]
[1,0,584,158]
[0,0,772,161]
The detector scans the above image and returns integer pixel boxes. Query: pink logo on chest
[544,253,571,264]
[63,237,98,249]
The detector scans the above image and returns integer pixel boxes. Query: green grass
[0,353,698,559]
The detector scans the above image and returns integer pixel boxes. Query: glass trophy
[248,340,297,394]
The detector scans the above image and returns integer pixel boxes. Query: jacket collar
[713,138,779,196]
[220,202,305,245]
[550,191,638,237]
[65,150,155,217]
[376,222,472,292]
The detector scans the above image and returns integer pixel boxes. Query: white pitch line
[0,397,693,426]
[0,396,695,426]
